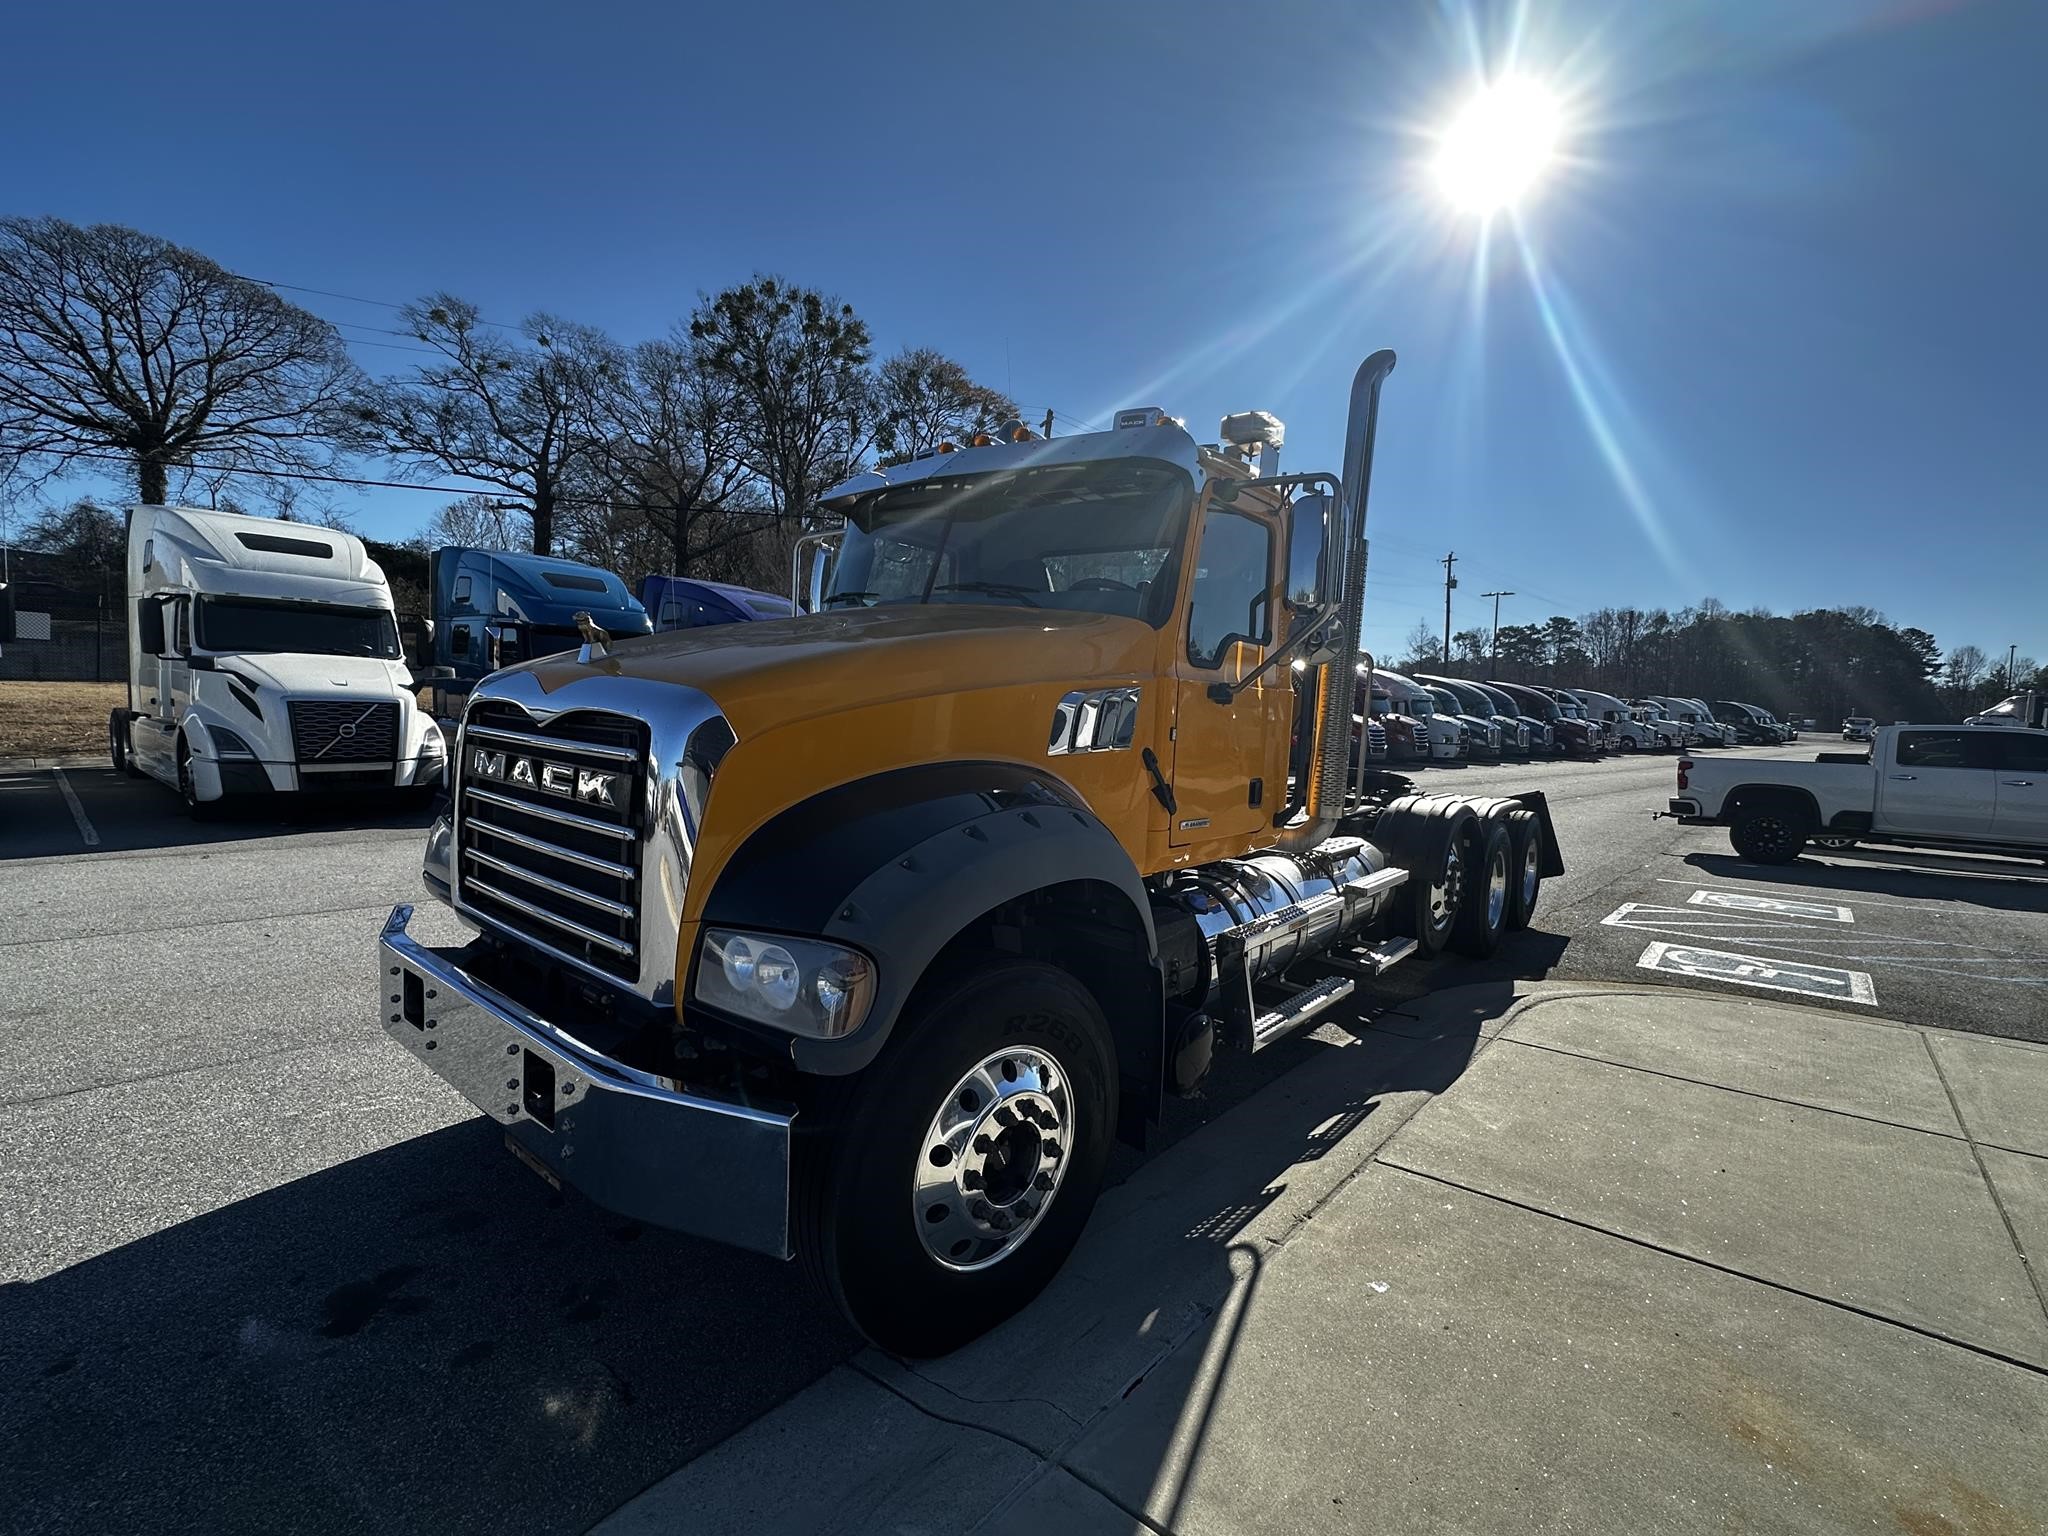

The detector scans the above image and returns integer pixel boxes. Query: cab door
[1169,498,1284,847]
[1988,731,2048,845]
[1879,729,1998,838]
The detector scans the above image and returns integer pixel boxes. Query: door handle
[1888,773,1916,781]
[2004,779,2037,787]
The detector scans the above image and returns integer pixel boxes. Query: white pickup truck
[1667,724,2048,864]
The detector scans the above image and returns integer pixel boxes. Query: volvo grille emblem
[337,722,357,739]
[470,748,620,808]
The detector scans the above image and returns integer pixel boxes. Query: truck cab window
[824,461,1188,625]
[1896,731,1978,769]
[453,574,472,607]
[1186,508,1272,669]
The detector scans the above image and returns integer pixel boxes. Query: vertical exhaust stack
[1274,349,1397,854]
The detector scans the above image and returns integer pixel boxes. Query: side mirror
[791,530,840,613]
[485,622,524,668]
[137,596,166,656]
[1284,493,1332,615]
[0,581,14,643]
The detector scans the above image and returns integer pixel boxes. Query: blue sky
[7,0,2043,665]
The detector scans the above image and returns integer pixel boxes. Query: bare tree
[576,331,762,575]
[872,347,1017,466]
[1941,643,1987,699]
[426,492,529,552]
[1395,621,1441,671]
[352,295,608,555]
[0,218,361,505]
[688,276,873,522]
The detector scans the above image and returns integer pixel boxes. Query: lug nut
[973,1134,994,1153]
[961,1169,982,1189]
[1043,1143,1062,1161]
[994,1106,1016,1128]
[971,1200,991,1220]
[507,1079,519,1091]
[1034,1172,1055,1191]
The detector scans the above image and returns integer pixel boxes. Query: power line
[237,274,525,333]
[55,448,781,521]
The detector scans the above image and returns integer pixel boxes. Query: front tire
[795,958,1116,1357]
[177,740,221,821]
[1617,734,1638,754]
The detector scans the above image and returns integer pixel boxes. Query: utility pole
[1440,551,1458,665]
[1482,590,1514,675]
[2008,644,2019,685]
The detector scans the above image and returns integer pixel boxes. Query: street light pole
[1482,590,1514,675]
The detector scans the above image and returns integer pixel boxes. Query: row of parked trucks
[1359,671,1797,764]
[105,503,789,814]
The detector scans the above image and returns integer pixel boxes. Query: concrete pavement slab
[1979,1147,2048,1315]
[1379,1038,2048,1365]
[1063,1164,2048,1536]
[594,1366,1043,1536]
[974,1466,1147,1535]
[862,1023,1486,1453]
[1928,1031,2048,1158]
[1497,990,1960,1135]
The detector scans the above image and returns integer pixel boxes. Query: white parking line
[1636,941,1877,1004]
[1654,877,1929,910]
[1686,889,1853,922]
[52,767,100,848]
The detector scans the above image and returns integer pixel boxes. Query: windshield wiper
[821,590,879,607]
[930,581,1042,607]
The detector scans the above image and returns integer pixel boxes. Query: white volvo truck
[111,506,445,814]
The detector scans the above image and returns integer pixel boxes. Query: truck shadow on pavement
[1684,851,2048,913]
[0,765,438,860]
[0,1117,859,1536]
[1,975,1524,1536]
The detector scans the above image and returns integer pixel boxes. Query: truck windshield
[825,460,1191,626]
[196,596,401,659]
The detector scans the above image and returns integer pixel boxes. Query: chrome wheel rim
[1486,847,1508,928]
[1520,838,1540,908]
[1428,840,1463,931]
[914,1045,1073,1272]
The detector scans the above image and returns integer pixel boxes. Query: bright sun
[1435,76,1562,215]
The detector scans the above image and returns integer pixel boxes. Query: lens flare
[1436,76,1562,214]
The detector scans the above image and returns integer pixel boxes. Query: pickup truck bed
[1668,725,2048,865]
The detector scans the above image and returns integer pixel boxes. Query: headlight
[695,928,876,1039]
[419,721,445,757]
[212,727,256,758]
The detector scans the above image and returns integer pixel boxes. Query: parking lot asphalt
[3,744,2045,1535]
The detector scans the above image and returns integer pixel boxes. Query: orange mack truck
[376,350,1562,1354]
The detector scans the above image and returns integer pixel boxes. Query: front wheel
[1617,734,1638,754]
[795,958,1116,1357]
[177,741,221,821]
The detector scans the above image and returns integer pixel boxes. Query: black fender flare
[695,761,1160,1078]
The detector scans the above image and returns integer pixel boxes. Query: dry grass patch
[0,681,126,758]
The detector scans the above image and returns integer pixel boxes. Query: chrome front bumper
[378,904,793,1258]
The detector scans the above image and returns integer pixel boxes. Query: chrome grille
[289,700,398,763]
[455,702,645,981]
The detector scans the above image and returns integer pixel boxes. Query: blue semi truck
[421,547,653,719]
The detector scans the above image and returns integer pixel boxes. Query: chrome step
[1250,974,1356,1052]
[1313,936,1420,980]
